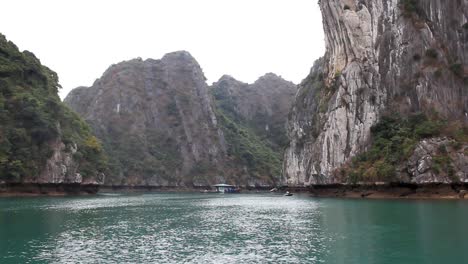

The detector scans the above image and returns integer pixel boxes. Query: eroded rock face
[284,0,467,186]
[35,138,79,184]
[211,73,296,150]
[406,138,468,183]
[34,138,105,185]
[66,52,227,186]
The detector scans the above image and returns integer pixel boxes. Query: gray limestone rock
[284,0,468,186]
[66,52,227,186]
[66,52,296,187]
[407,138,467,183]
[211,73,297,151]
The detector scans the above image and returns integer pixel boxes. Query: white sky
[0,0,325,99]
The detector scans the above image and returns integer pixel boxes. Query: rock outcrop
[284,0,467,186]
[66,52,226,186]
[0,33,107,185]
[65,52,296,187]
[406,138,468,183]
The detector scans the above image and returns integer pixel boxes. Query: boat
[213,184,240,193]
[284,191,293,196]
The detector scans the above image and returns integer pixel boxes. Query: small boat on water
[213,184,240,193]
[284,191,293,196]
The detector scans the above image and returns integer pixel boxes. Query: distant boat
[284,191,293,196]
[213,184,240,193]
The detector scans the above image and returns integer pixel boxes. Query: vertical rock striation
[284,0,467,186]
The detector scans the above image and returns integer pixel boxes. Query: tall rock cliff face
[66,52,227,186]
[212,73,297,151]
[0,34,107,185]
[211,74,297,186]
[65,52,296,187]
[284,0,468,186]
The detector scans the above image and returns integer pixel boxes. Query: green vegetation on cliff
[97,128,183,185]
[212,89,282,182]
[342,113,467,183]
[0,34,107,182]
[211,75,295,155]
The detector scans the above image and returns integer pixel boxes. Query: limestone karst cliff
[0,34,107,185]
[211,74,297,186]
[65,52,296,187]
[284,0,468,186]
[66,52,226,186]
[212,73,296,152]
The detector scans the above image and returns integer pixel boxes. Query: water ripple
[5,194,330,263]
[3,193,466,263]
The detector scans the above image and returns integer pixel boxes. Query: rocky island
[64,52,296,189]
[0,0,467,198]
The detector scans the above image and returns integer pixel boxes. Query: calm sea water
[1,193,467,263]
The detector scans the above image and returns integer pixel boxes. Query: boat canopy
[213,184,236,187]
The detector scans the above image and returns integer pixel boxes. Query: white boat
[213,184,239,193]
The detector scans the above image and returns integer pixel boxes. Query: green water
[1,193,467,263]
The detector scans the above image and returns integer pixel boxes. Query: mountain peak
[260,72,281,79]
[161,50,196,63]
[216,74,246,84]
[254,73,295,87]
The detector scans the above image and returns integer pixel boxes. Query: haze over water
[1,193,467,263]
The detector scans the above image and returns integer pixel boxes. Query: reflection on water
[1,194,468,263]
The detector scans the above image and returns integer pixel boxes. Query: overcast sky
[0,0,325,99]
